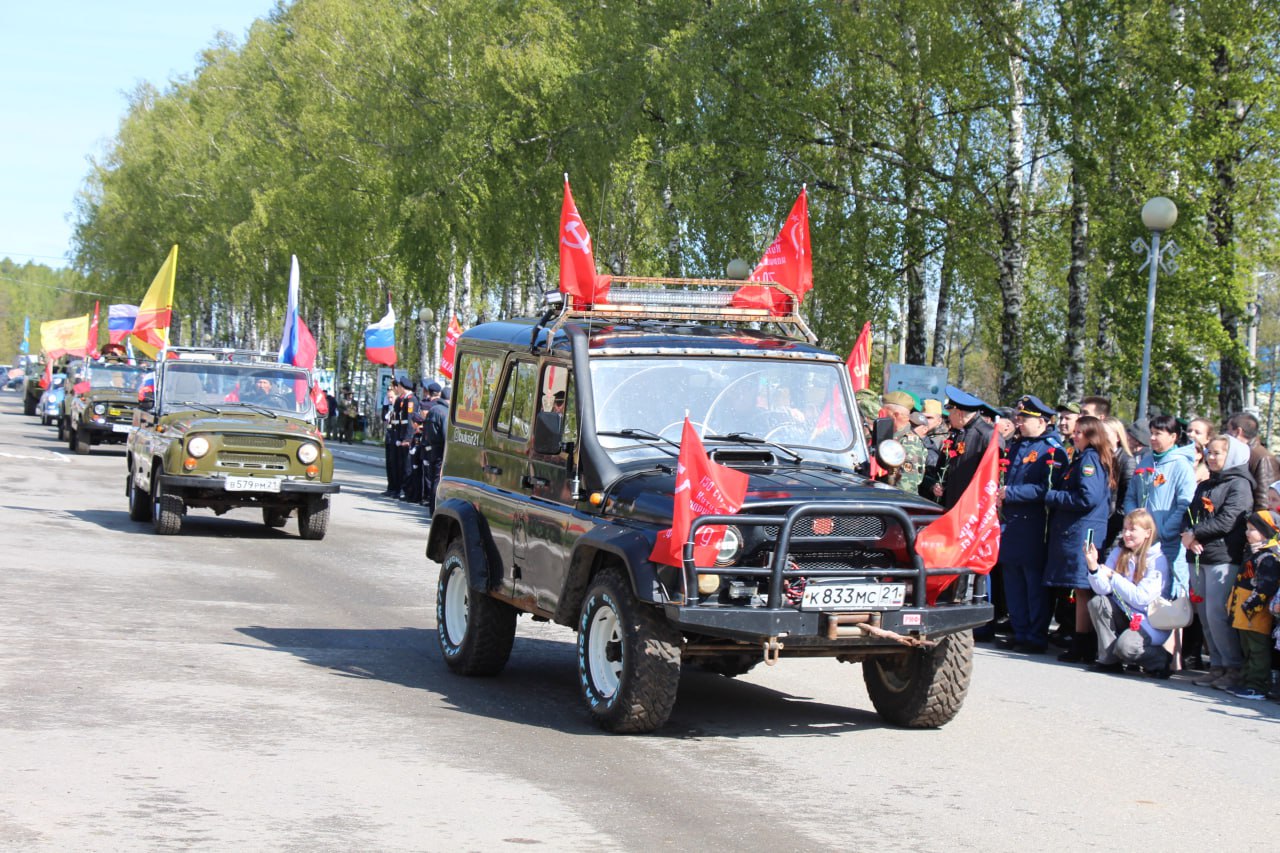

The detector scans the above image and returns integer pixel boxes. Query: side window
[539,363,576,442]
[453,351,502,429]
[494,360,538,441]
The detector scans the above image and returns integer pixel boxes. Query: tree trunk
[932,119,970,369]
[997,4,1027,402]
[1063,163,1089,401]
[902,23,927,366]
[1209,44,1246,419]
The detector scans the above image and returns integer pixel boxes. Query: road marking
[0,451,72,463]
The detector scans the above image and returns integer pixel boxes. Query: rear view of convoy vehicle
[426,278,992,733]
[125,348,339,539]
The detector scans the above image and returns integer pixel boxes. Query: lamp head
[1141,196,1178,232]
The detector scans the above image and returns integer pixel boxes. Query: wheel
[151,474,183,535]
[57,417,68,442]
[863,630,973,728]
[263,508,290,528]
[687,654,759,678]
[73,425,91,455]
[297,499,329,540]
[24,395,36,416]
[41,411,49,426]
[577,566,682,733]
[127,465,151,522]
[435,538,516,675]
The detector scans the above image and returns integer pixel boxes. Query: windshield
[590,356,866,467]
[161,362,315,417]
[89,364,146,390]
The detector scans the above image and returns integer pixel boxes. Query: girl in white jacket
[1083,509,1174,677]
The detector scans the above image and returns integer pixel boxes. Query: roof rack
[546,276,816,343]
[163,346,293,366]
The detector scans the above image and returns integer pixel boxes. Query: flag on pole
[40,315,91,358]
[19,317,30,354]
[278,255,318,369]
[559,175,609,307]
[108,305,139,345]
[649,418,749,568]
[86,302,101,358]
[364,297,397,365]
[732,186,813,313]
[847,321,872,392]
[439,316,463,380]
[915,428,1002,603]
[131,245,178,358]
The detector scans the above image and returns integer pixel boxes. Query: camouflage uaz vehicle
[60,360,149,453]
[427,278,992,734]
[126,348,339,538]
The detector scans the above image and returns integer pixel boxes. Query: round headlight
[93,402,107,415]
[714,525,743,567]
[876,438,906,469]
[297,442,319,465]
[187,436,210,458]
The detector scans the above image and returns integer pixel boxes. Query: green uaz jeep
[61,360,149,453]
[126,349,339,539]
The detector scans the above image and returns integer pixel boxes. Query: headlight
[714,525,743,567]
[297,442,319,465]
[876,438,906,468]
[93,403,107,415]
[187,436,210,458]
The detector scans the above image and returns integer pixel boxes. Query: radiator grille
[223,434,287,450]
[216,452,289,470]
[763,516,885,540]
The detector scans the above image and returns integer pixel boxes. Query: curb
[328,442,385,468]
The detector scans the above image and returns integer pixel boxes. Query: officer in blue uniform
[997,395,1066,652]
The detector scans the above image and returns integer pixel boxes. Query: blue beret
[426,381,443,394]
[1015,394,1055,418]
[944,384,987,412]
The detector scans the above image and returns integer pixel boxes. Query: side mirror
[532,410,565,455]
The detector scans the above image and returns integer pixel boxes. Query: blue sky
[1,2,276,269]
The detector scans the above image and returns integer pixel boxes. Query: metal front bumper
[664,601,994,644]
[157,473,340,496]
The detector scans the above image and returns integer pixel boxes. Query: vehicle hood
[603,465,942,527]
[159,412,324,441]
[83,389,140,405]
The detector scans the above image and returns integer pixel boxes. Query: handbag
[1146,594,1193,630]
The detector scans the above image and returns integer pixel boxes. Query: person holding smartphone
[1084,509,1173,677]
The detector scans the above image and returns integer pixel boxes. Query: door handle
[482,464,503,475]
[522,475,549,489]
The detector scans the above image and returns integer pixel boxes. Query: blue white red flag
[137,371,155,402]
[278,256,318,369]
[364,298,397,366]
[108,304,139,345]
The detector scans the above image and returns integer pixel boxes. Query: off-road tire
[577,566,682,733]
[297,499,329,540]
[151,474,183,535]
[73,425,91,455]
[24,394,37,416]
[57,416,68,443]
[127,465,151,522]
[436,539,517,675]
[263,508,290,528]
[688,654,759,678]
[863,629,972,728]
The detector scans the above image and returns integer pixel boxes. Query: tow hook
[762,636,784,666]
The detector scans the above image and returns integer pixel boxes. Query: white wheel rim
[444,565,469,646]
[587,604,623,698]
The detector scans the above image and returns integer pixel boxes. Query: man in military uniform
[403,410,427,504]
[880,390,927,495]
[424,384,450,514]
[933,385,996,510]
[996,395,1066,653]
[393,375,417,501]
[917,398,949,502]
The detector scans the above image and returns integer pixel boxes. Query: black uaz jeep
[426,278,992,733]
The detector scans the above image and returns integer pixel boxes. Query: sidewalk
[327,440,385,468]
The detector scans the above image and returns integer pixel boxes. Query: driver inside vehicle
[240,374,283,406]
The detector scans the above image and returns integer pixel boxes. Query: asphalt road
[1,389,1276,852]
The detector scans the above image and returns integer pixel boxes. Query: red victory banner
[732,186,813,314]
[649,418,749,568]
[559,175,609,307]
[915,431,1002,603]
[847,321,871,392]
[439,316,463,380]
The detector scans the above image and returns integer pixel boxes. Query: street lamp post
[334,316,350,392]
[417,307,434,383]
[1132,196,1180,423]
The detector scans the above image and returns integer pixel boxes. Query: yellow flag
[131,245,178,358]
[41,315,91,357]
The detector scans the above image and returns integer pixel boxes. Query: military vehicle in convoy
[426,277,992,733]
[59,359,149,453]
[125,348,339,539]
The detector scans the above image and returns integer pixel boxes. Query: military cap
[1127,420,1151,447]
[426,381,443,394]
[855,388,882,422]
[440,386,451,401]
[921,398,943,417]
[395,374,411,387]
[979,402,1000,419]
[1016,394,1055,418]
[1056,399,1081,414]
[998,406,1015,420]
[883,390,917,411]
[411,410,427,425]
[944,384,987,412]
[909,411,929,427]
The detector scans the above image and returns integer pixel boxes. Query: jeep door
[486,357,540,600]
[520,361,577,613]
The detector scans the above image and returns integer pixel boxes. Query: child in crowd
[1083,509,1172,677]
[1229,511,1280,700]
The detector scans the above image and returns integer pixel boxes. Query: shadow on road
[232,624,890,738]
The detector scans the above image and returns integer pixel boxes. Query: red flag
[848,321,871,392]
[86,302,101,358]
[649,418,749,568]
[439,316,463,380]
[559,176,608,307]
[731,187,813,314]
[39,358,51,390]
[915,431,1002,603]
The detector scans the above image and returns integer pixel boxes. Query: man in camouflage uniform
[916,398,949,502]
[881,391,927,494]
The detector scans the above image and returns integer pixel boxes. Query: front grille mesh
[223,434,287,450]
[762,516,885,540]
[217,452,289,470]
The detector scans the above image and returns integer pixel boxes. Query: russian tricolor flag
[137,371,155,402]
[278,255,318,369]
[108,304,138,345]
[364,301,397,366]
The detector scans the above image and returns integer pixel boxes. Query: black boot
[1057,631,1097,664]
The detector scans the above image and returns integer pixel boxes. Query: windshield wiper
[596,429,681,451]
[221,401,279,418]
[705,432,805,463]
[173,401,221,414]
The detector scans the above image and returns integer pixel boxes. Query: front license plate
[800,581,906,611]
[225,475,282,493]
[111,424,133,433]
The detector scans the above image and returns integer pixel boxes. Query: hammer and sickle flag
[847,321,872,392]
[131,245,178,358]
[559,175,610,307]
[732,186,813,314]
[649,418,749,568]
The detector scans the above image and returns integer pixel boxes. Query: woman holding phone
[1045,415,1117,663]
[1084,509,1173,677]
